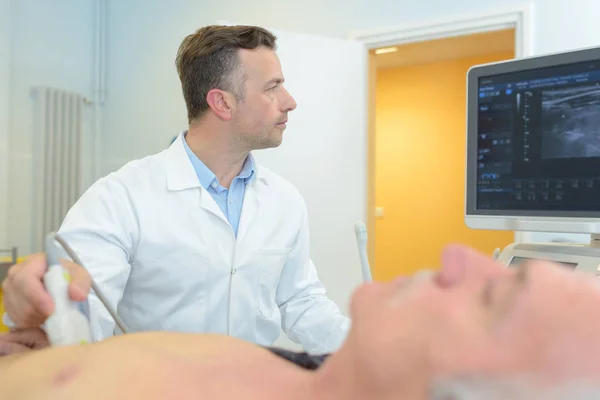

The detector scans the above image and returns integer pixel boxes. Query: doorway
[353,5,533,281]
[371,29,516,281]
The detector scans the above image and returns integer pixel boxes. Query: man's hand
[2,253,91,328]
[0,328,50,356]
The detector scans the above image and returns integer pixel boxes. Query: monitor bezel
[466,46,600,224]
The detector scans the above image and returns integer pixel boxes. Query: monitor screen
[478,60,600,211]
[509,256,577,269]
[466,47,600,221]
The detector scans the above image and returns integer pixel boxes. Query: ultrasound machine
[466,45,600,275]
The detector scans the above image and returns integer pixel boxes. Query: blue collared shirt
[182,134,255,237]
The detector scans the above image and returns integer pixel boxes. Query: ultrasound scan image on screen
[541,85,600,160]
[475,57,600,213]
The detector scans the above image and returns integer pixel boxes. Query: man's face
[230,46,297,150]
[347,245,600,393]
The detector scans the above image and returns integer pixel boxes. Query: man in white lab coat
[2,25,350,354]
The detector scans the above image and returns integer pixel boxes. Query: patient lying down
[3,244,600,400]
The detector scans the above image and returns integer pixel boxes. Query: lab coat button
[231,269,237,275]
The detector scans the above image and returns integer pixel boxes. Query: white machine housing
[495,242,600,275]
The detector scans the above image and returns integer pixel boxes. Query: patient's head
[329,245,600,399]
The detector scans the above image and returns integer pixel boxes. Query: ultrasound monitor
[465,46,600,235]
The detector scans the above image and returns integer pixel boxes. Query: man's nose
[436,244,509,288]
[283,89,297,111]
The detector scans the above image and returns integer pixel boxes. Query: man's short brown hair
[175,25,277,124]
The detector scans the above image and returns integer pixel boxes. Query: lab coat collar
[165,131,268,191]
[166,132,203,191]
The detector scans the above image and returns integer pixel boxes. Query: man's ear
[206,89,234,121]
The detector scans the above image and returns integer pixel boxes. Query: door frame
[349,3,534,266]
[348,3,532,55]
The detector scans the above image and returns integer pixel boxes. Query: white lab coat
[56,134,350,354]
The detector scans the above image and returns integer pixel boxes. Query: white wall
[533,0,600,55]
[7,0,96,255]
[0,0,9,250]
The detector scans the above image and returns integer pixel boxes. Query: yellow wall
[374,51,515,282]
[0,289,7,332]
[0,256,25,333]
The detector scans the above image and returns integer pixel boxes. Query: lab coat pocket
[258,248,290,319]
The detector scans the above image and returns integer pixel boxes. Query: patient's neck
[307,346,428,400]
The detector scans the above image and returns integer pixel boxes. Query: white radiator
[31,87,87,251]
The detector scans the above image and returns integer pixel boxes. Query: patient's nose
[435,257,465,288]
[437,244,508,288]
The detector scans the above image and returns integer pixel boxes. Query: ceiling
[374,28,515,69]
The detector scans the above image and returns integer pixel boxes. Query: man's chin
[271,137,283,147]
[246,130,284,151]
[261,136,284,149]
[250,141,281,151]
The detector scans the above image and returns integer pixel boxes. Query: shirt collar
[182,132,256,190]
